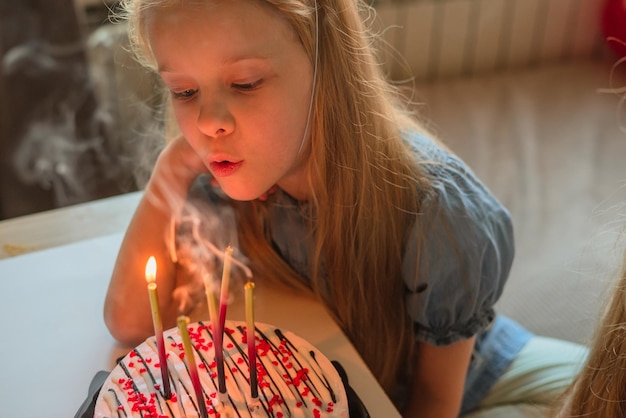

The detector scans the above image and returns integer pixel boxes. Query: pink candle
[145,256,172,399]
[178,315,208,418]
[244,282,258,400]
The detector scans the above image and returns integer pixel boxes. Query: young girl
[103,0,584,416]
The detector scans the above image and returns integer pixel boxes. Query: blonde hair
[555,56,626,418]
[559,257,626,416]
[117,0,437,393]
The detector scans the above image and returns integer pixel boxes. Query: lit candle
[177,315,208,418]
[245,281,258,400]
[203,274,226,394]
[145,256,172,399]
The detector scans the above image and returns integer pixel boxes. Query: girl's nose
[197,96,235,138]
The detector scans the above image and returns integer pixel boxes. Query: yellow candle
[245,282,258,399]
[203,275,219,329]
[145,256,172,399]
[178,315,208,418]
[203,273,226,393]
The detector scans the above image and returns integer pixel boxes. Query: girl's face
[146,0,314,201]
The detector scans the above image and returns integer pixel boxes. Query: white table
[0,194,401,418]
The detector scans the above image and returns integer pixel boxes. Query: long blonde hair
[559,255,626,417]
[117,0,436,393]
[555,55,626,418]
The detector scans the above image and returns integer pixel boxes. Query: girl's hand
[105,136,211,345]
[154,136,209,186]
[146,136,209,212]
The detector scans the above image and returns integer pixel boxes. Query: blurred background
[2,0,626,347]
[0,0,157,219]
[0,0,620,219]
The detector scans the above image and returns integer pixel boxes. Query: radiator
[373,0,607,81]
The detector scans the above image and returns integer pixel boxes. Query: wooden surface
[0,191,141,258]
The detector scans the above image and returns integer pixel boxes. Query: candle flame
[145,256,157,284]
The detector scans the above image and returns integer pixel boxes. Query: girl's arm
[103,136,208,345]
[403,336,476,418]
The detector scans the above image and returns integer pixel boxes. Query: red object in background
[603,0,626,58]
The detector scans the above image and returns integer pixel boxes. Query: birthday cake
[94,320,350,417]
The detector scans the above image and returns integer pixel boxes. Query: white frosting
[95,320,349,417]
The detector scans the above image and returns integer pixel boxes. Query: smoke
[168,182,253,314]
[3,39,113,205]
[1,23,162,210]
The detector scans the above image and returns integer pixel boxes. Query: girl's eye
[171,89,197,100]
[232,79,263,91]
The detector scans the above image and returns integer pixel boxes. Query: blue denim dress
[401,133,532,413]
[263,133,531,414]
[190,132,531,414]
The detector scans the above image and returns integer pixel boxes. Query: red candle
[218,245,233,331]
[178,315,208,418]
[145,256,172,399]
[244,281,258,400]
[212,245,233,394]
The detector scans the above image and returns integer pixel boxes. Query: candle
[218,245,233,331]
[145,256,172,399]
[245,281,258,400]
[178,315,208,418]
[216,245,233,394]
[203,274,219,332]
[203,274,226,394]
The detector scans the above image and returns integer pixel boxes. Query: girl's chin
[218,185,268,202]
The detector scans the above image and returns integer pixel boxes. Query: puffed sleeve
[403,134,515,346]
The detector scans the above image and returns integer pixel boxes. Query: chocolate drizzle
[309,351,337,403]
[95,321,348,417]
[104,388,127,417]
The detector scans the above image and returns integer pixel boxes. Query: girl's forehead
[145,0,297,46]
[145,0,307,73]
[146,0,285,26]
